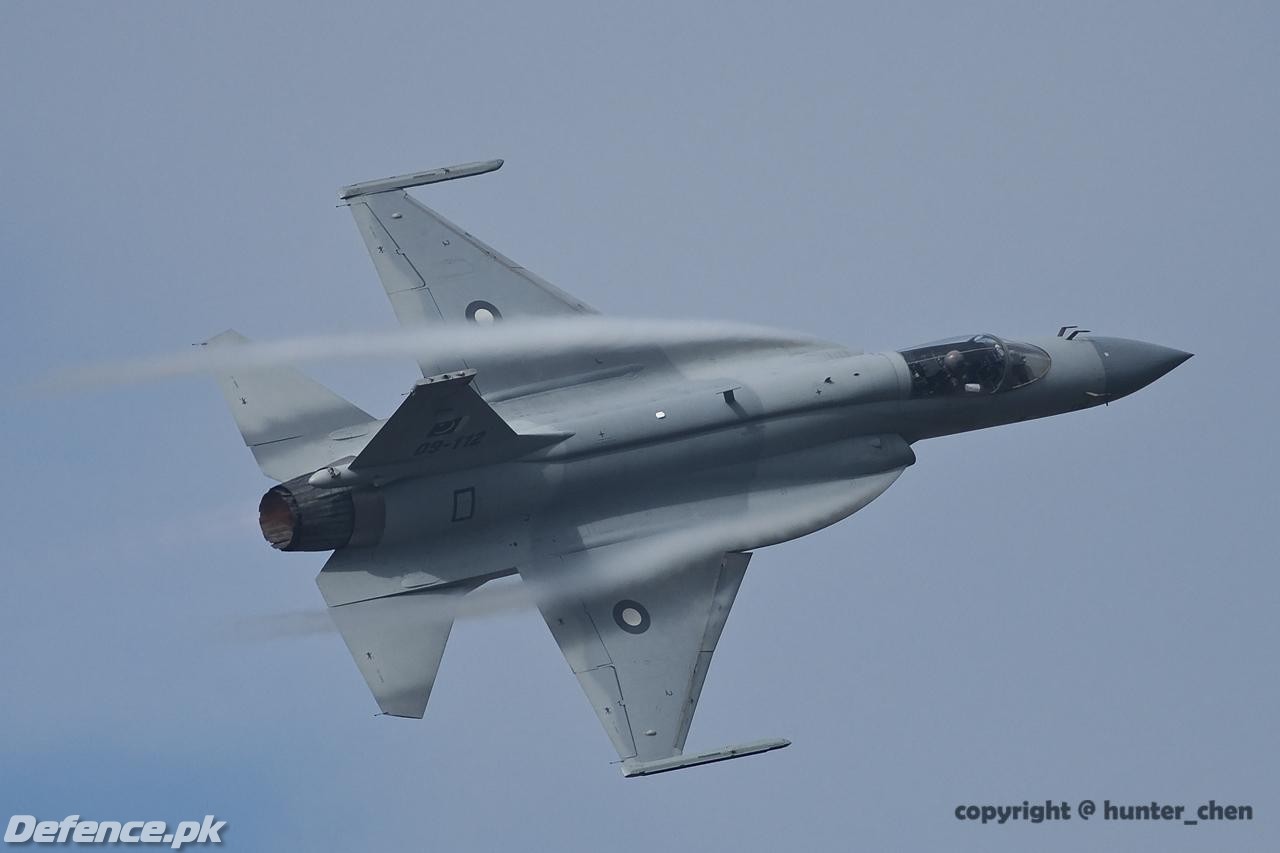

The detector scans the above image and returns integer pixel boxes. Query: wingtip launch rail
[620,738,792,778]
[338,159,504,199]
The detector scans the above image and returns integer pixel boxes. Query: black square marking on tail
[452,487,476,522]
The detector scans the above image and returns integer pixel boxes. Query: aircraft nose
[1090,337,1193,400]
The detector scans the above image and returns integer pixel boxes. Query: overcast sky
[2,2,1276,851]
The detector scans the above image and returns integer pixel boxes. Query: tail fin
[206,330,375,482]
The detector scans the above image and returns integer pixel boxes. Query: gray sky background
[2,2,1276,850]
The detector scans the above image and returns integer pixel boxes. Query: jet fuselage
[315,332,1188,599]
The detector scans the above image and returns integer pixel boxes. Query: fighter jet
[209,159,1190,777]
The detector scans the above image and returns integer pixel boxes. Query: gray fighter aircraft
[210,160,1190,777]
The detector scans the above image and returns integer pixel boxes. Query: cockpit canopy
[899,334,1051,398]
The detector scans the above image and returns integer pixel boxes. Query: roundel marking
[465,300,502,324]
[612,599,650,634]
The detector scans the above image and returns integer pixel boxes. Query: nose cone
[1091,337,1192,400]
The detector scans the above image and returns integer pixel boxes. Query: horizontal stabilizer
[316,544,515,608]
[327,582,478,718]
[205,330,374,481]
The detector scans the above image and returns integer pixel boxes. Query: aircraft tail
[205,330,375,482]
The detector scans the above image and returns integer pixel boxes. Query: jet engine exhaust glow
[258,477,385,552]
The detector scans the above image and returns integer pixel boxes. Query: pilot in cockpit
[901,335,1052,398]
[942,349,966,386]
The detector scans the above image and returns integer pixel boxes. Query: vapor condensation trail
[229,609,336,641]
[39,316,822,393]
